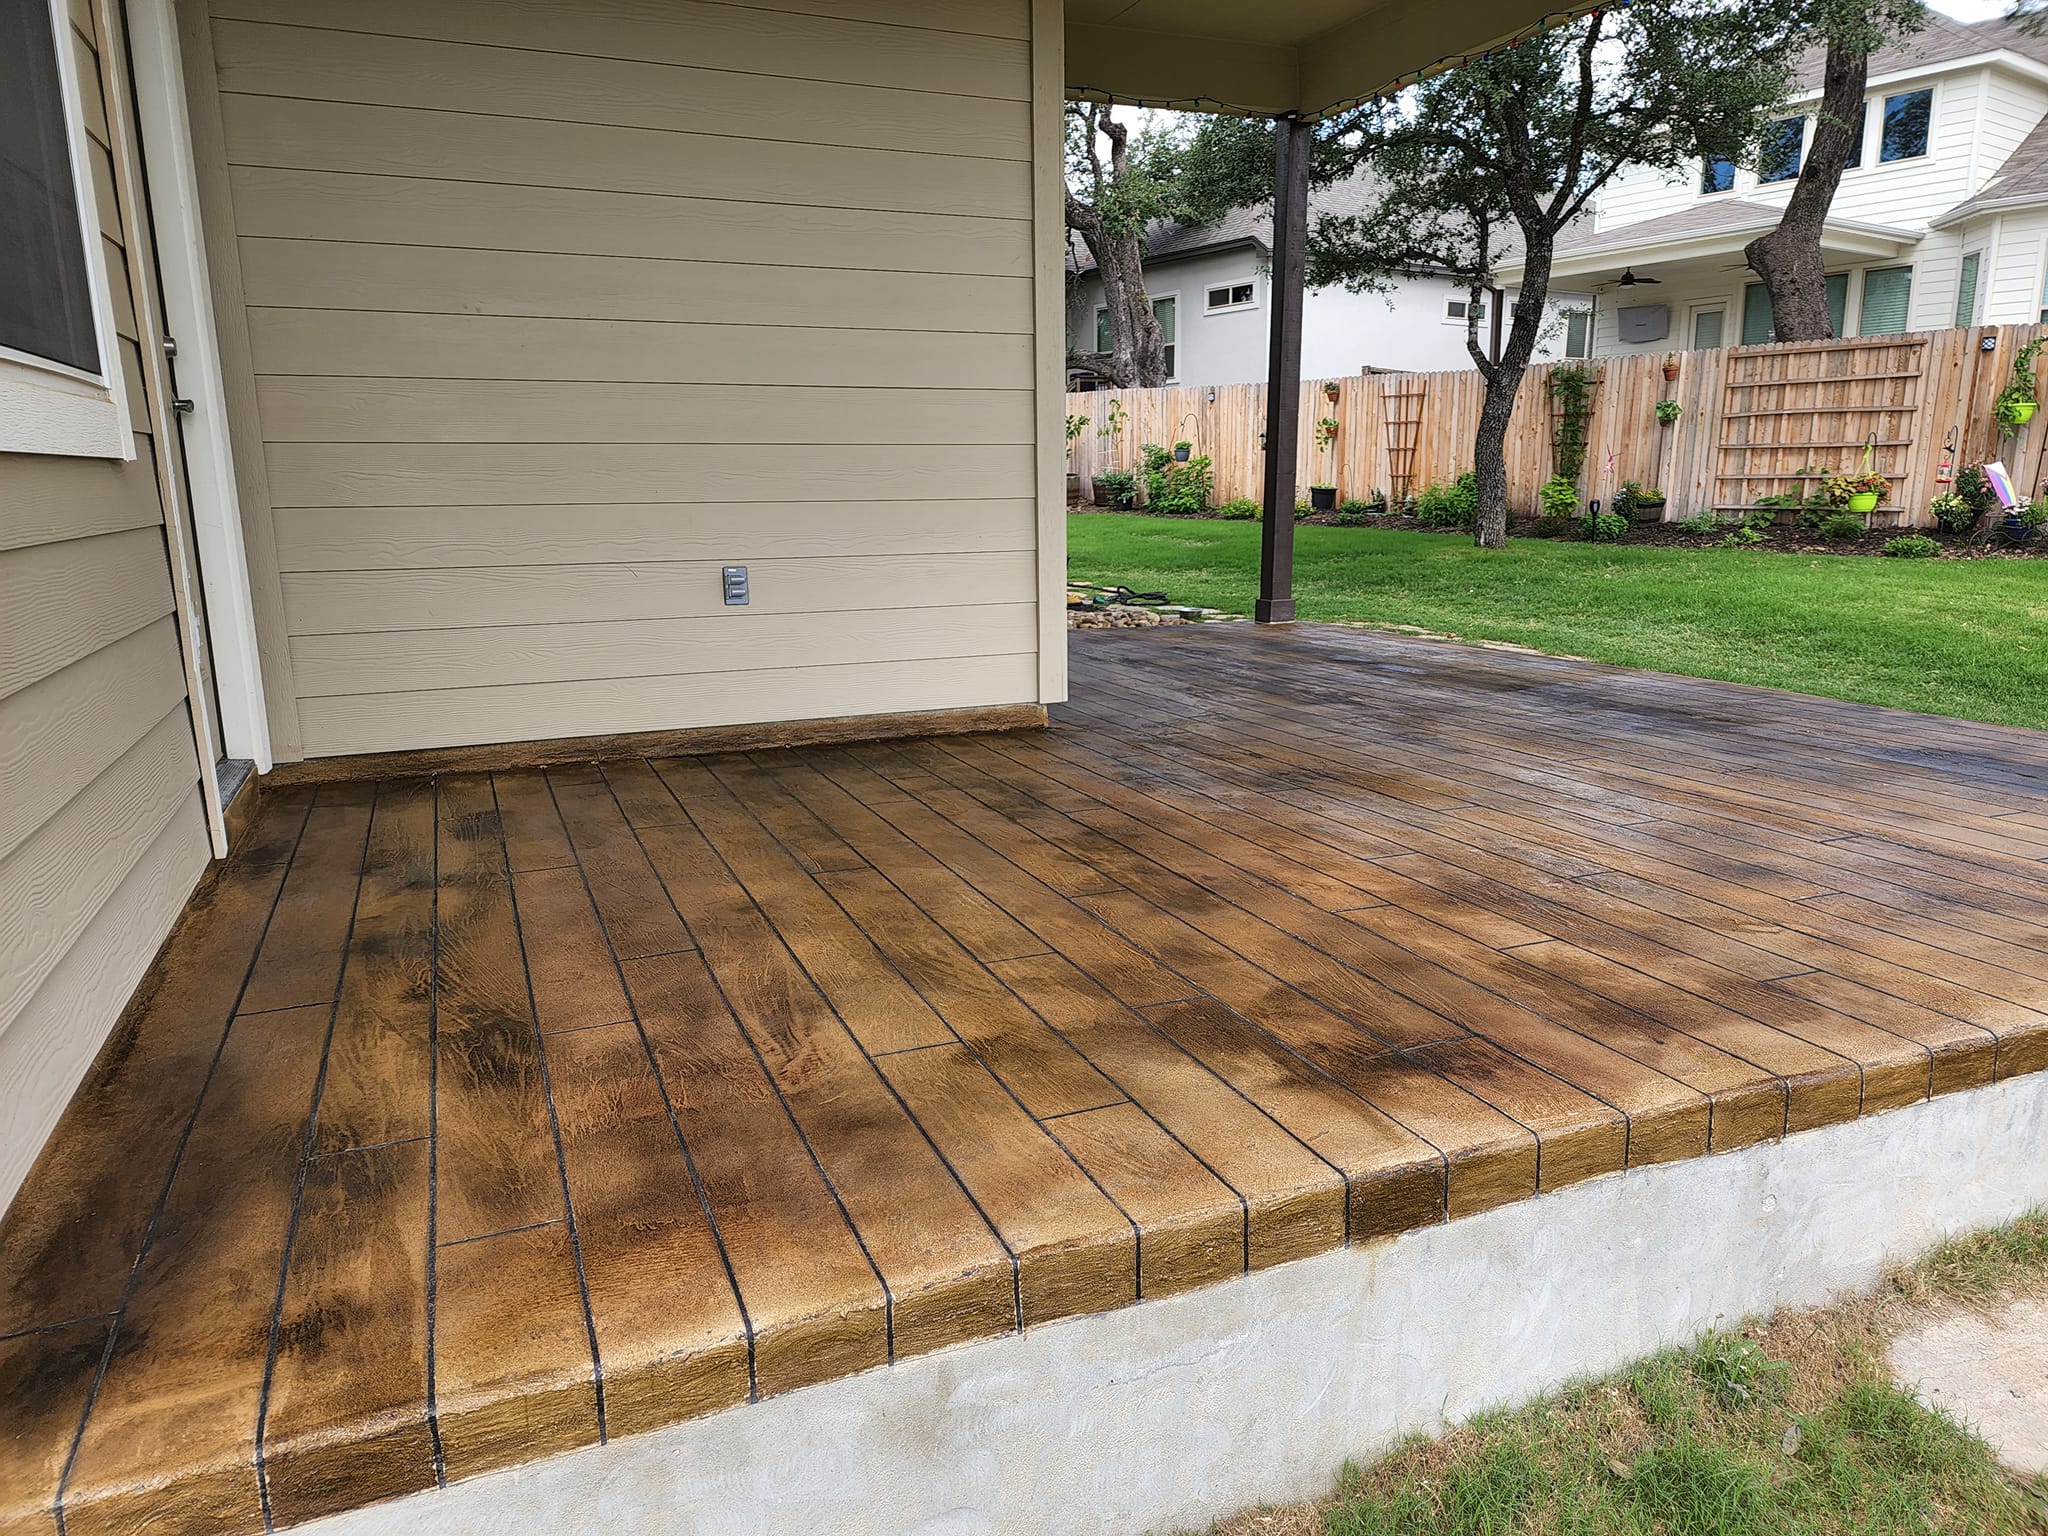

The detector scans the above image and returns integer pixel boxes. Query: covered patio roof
[1064,0,1582,116]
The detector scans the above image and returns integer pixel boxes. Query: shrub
[1145,451,1213,514]
[1955,464,2002,526]
[1294,500,1315,520]
[1215,496,1261,520]
[1926,491,1973,534]
[1531,514,1572,537]
[1883,534,1941,559]
[1335,509,1370,527]
[1676,511,1720,536]
[1817,511,1866,541]
[1338,497,1384,518]
[1581,510,1627,542]
[1539,475,1578,522]
[1719,524,1765,548]
[1415,471,1479,529]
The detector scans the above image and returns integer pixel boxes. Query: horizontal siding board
[90,140,122,246]
[73,28,109,144]
[218,95,1030,219]
[273,500,1038,571]
[280,551,1039,632]
[297,652,1040,756]
[210,20,1031,160]
[235,240,1034,333]
[245,309,1033,388]
[0,528,177,700]
[0,451,163,551]
[208,0,1031,98]
[224,169,1033,278]
[0,794,208,1211]
[263,443,1036,508]
[0,708,202,1038]
[251,380,1034,445]
[287,602,1041,694]
[0,617,189,864]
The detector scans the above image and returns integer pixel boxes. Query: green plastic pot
[1847,492,1880,514]
[2010,400,2039,427]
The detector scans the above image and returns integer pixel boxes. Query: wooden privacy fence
[1066,322,2048,528]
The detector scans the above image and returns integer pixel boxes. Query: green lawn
[1069,514,2048,731]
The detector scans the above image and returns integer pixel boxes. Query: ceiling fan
[1616,267,1662,287]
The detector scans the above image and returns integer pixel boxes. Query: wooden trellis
[1713,336,1927,510]
[1381,377,1426,498]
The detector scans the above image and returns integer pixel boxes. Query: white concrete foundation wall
[299,1072,2048,1536]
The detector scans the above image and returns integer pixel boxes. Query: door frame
[122,0,274,776]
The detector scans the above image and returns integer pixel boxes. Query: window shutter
[1859,266,1913,335]
[1742,284,1774,345]
[1955,252,1980,328]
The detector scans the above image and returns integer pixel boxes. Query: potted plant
[1322,382,1341,403]
[1172,438,1193,463]
[1094,469,1138,510]
[1614,480,1667,523]
[1820,470,1889,516]
[1662,353,1681,383]
[1655,398,1682,424]
[1066,412,1089,501]
[1926,490,1973,535]
[2002,496,2047,544]
[1995,338,2044,431]
[1310,415,1341,509]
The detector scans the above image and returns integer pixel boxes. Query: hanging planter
[1846,491,1881,514]
[1995,339,2044,433]
[1172,440,1192,462]
[1310,484,1338,512]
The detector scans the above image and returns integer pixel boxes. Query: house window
[1701,155,1736,194]
[1094,294,1177,377]
[1,0,101,376]
[1205,281,1256,312]
[1742,274,1847,344]
[1444,296,1486,324]
[1880,89,1932,163]
[1692,309,1725,350]
[1758,117,1804,184]
[1843,103,1867,169]
[1563,310,1591,358]
[1955,251,1981,328]
[1859,266,1913,334]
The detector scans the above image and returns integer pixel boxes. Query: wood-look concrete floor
[5,623,2048,1536]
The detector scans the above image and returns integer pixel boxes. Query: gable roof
[1936,107,2048,226]
[1794,12,2048,92]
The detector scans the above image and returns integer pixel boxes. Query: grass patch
[1200,1211,2048,1536]
[1068,515,2048,730]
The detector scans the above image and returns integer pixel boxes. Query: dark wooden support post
[1258,114,1311,624]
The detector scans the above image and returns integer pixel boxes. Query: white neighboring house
[1065,181,1595,385]
[1498,14,2048,354]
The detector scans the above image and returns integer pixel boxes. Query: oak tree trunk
[1744,37,1866,341]
[1472,243,1553,548]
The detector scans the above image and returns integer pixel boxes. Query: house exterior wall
[1,0,212,1210]
[186,0,1053,760]
[1067,255,1587,384]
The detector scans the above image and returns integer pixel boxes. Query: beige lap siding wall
[191,0,1050,760]
[1,0,212,1207]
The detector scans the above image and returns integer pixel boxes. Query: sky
[1930,0,2011,18]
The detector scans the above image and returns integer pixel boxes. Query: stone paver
[1890,1295,2048,1474]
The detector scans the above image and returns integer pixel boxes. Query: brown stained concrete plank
[262,1140,434,1528]
[650,758,953,1056]
[1338,901,1711,1167]
[433,774,563,1244]
[1769,969,1997,1100]
[237,783,373,1015]
[231,784,315,867]
[545,765,695,959]
[312,780,435,1155]
[992,952,1346,1270]
[490,768,574,872]
[432,1222,596,1486]
[1046,1102,1245,1300]
[877,1043,1137,1327]
[0,855,293,1335]
[1406,1037,1625,1193]
[631,822,1014,1360]
[797,751,1191,1004]
[511,866,632,1034]
[598,757,690,829]
[816,865,1123,1118]
[61,1006,328,1536]
[544,1014,752,1422]
[747,752,1048,961]
[0,1318,110,1536]
[700,753,871,874]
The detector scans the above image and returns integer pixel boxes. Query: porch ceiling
[4,625,2047,1535]
[1500,210,1917,287]
[1065,0,1578,116]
